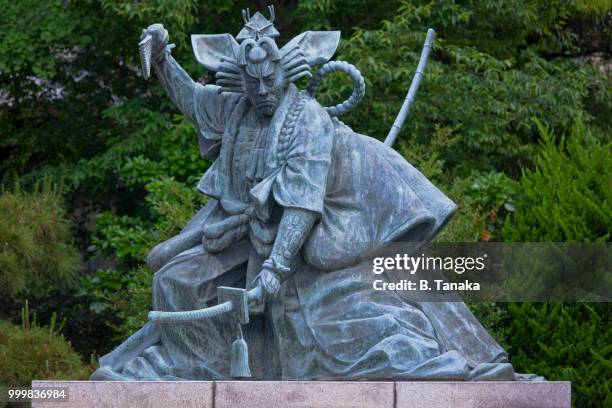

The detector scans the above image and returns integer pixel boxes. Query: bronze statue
[92,6,536,382]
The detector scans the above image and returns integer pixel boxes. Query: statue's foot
[90,366,131,381]
[515,372,546,381]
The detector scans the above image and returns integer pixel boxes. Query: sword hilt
[148,283,264,324]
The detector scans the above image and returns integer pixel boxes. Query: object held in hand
[139,24,169,80]
[138,34,153,79]
[148,284,262,324]
[148,284,262,379]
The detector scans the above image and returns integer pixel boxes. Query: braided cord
[277,92,307,163]
[306,60,365,117]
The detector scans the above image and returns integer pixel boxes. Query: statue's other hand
[258,268,280,298]
[141,23,169,58]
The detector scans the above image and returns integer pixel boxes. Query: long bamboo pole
[384,28,436,147]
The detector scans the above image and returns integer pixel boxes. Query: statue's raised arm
[141,24,201,123]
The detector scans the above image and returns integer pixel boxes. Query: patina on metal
[91,6,535,382]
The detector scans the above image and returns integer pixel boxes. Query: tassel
[230,324,252,379]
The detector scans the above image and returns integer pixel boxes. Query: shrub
[0,288,122,361]
[501,120,611,407]
[78,266,151,341]
[0,303,91,387]
[503,119,611,242]
[82,173,197,338]
[506,303,611,407]
[466,171,518,241]
[110,266,152,340]
[433,175,483,243]
[0,182,80,297]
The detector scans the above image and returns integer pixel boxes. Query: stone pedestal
[32,380,570,407]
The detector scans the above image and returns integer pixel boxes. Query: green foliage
[78,266,151,340]
[0,182,80,297]
[24,102,170,198]
[466,301,612,407]
[0,1,91,93]
[497,119,611,407]
[77,113,206,337]
[72,111,207,337]
[84,171,203,335]
[466,171,518,241]
[0,1,610,404]
[99,0,198,43]
[0,1,137,177]
[90,115,207,267]
[314,0,611,177]
[0,302,90,387]
[503,119,611,242]
[0,288,121,360]
[427,170,517,243]
[79,269,126,315]
[290,0,401,31]
[433,175,482,243]
[111,266,152,339]
[506,303,611,407]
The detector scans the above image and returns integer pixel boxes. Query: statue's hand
[257,267,280,299]
[141,23,169,59]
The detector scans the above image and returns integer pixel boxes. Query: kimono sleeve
[272,100,335,215]
[193,85,242,160]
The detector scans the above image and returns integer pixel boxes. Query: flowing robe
[91,84,517,381]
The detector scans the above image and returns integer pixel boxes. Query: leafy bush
[503,119,611,242]
[0,303,91,387]
[0,182,80,297]
[466,171,518,241]
[0,288,122,361]
[93,174,206,265]
[500,121,611,407]
[506,303,611,408]
[433,175,483,243]
[78,266,151,341]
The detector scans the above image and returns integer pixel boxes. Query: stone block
[395,381,571,408]
[215,381,395,408]
[30,380,571,408]
[31,380,213,408]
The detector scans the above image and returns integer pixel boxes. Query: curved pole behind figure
[384,28,436,147]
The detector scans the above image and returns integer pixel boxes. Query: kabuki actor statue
[92,6,536,381]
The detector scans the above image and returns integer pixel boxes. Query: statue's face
[243,63,285,117]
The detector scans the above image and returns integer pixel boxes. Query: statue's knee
[147,241,172,272]
[147,229,204,272]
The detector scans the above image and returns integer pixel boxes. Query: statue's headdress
[236,6,279,41]
[191,5,340,93]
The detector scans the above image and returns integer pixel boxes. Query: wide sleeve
[271,100,335,215]
[193,85,242,160]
